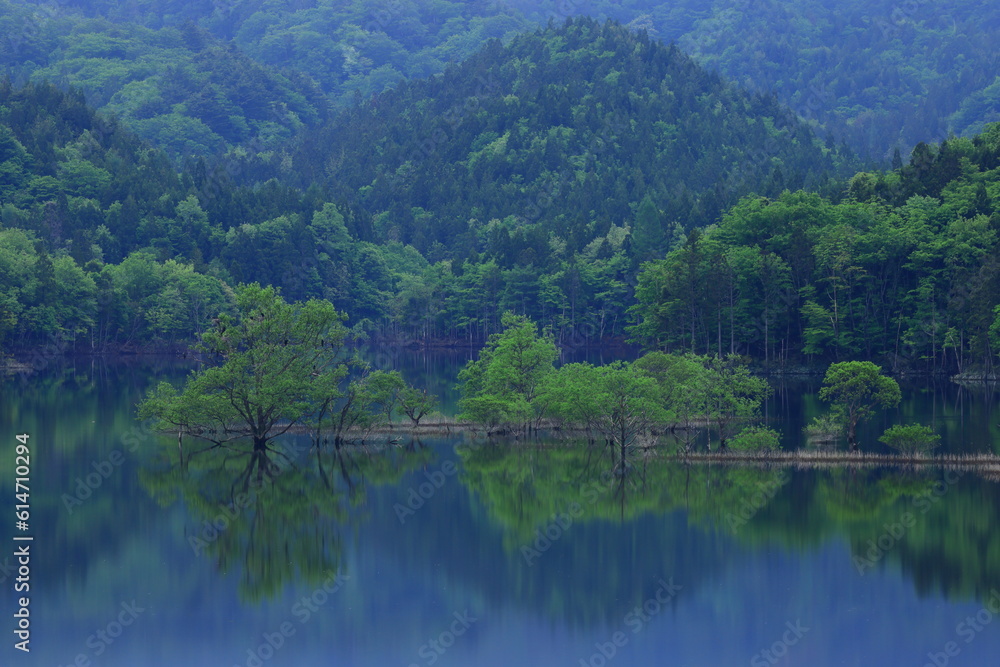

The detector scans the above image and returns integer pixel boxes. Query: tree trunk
[847,420,858,452]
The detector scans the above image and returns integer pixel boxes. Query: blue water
[3,361,1000,666]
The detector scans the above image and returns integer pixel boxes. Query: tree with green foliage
[542,360,668,472]
[326,367,402,443]
[819,361,901,451]
[703,355,772,450]
[364,369,407,427]
[631,194,666,262]
[729,426,782,453]
[138,284,349,477]
[588,361,669,469]
[540,362,610,436]
[458,311,557,432]
[632,351,711,450]
[400,386,438,426]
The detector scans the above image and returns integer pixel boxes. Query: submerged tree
[542,360,668,476]
[458,311,557,432]
[400,386,438,426]
[702,355,772,450]
[138,283,349,480]
[326,368,407,443]
[819,361,901,451]
[633,351,711,451]
[588,361,668,473]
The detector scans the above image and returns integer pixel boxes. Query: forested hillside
[24,0,530,103]
[0,20,856,353]
[631,126,1000,373]
[6,0,1000,163]
[504,0,1000,160]
[3,10,1000,375]
[0,80,394,349]
[0,0,330,160]
[289,18,850,259]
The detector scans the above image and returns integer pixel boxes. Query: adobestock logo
[578,577,682,667]
[408,610,478,666]
[394,460,459,524]
[923,588,1000,667]
[750,620,810,666]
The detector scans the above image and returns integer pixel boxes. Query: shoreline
[3,348,994,382]
[668,450,1000,470]
[167,421,1000,472]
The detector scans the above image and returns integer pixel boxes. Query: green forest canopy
[2,16,1000,375]
[5,0,1000,162]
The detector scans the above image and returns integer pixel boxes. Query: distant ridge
[290,18,855,263]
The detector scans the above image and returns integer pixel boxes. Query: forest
[5,0,1000,162]
[1,4,1000,376]
[631,127,1000,374]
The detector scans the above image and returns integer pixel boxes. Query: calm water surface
[2,355,1000,666]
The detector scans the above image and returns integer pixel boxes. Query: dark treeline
[631,126,1000,374]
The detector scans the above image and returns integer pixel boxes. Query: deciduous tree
[819,361,901,451]
[458,311,557,431]
[138,284,349,481]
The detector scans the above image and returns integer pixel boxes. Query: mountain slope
[26,0,532,102]
[502,0,1000,160]
[0,80,395,350]
[27,0,1000,163]
[631,124,1000,371]
[289,18,853,264]
[0,0,330,162]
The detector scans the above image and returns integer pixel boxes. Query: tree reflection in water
[140,435,433,602]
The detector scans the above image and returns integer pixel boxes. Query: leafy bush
[878,424,941,456]
[729,426,782,452]
[804,413,845,441]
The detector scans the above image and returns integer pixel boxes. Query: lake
[2,354,1000,666]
